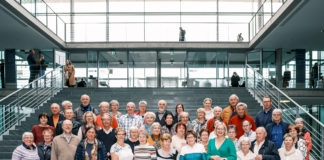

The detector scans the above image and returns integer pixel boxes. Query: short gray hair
[179,112,189,118]
[144,112,156,120]
[99,101,110,108]
[110,100,119,106]
[61,100,72,107]
[203,98,212,104]
[236,102,247,110]
[295,117,304,123]
[229,94,239,101]
[273,109,282,115]
[22,132,33,139]
[101,113,112,122]
[213,106,222,112]
[150,122,161,134]
[158,100,167,106]
[80,94,90,100]
[139,100,147,106]
[239,137,251,146]
[129,126,139,132]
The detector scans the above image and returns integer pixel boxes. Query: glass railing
[14,0,66,41]
[248,0,289,41]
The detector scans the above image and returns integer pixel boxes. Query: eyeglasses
[216,128,225,131]
[117,133,126,136]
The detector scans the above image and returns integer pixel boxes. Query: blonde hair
[82,111,97,123]
[215,122,227,137]
[115,128,126,135]
[196,108,205,115]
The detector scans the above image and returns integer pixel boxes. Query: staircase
[0,87,261,159]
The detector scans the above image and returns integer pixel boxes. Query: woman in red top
[31,113,55,145]
[296,118,312,160]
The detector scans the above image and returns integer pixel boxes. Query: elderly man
[265,108,289,148]
[135,100,147,118]
[48,103,65,128]
[255,96,273,127]
[74,94,99,123]
[250,127,280,160]
[239,120,256,142]
[51,120,81,160]
[118,102,143,138]
[97,113,117,159]
[60,100,73,115]
[203,98,213,120]
[178,112,192,129]
[95,101,118,129]
[229,102,256,138]
[221,94,243,124]
[206,106,227,133]
[55,109,80,135]
[154,100,173,126]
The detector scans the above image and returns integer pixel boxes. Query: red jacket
[229,115,256,139]
[206,118,227,133]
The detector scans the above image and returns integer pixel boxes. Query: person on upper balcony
[231,72,240,87]
[255,96,274,128]
[179,27,186,42]
[265,109,289,148]
[64,60,76,87]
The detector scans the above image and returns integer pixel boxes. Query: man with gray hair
[51,120,81,160]
[250,127,279,160]
[74,94,99,123]
[229,102,256,138]
[118,102,143,138]
[154,99,173,126]
[60,100,72,115]
[221,94,241,124]
[206,106,227,133]
[95,101,118,129]
[135,100,147,118]
[265,108,289,148]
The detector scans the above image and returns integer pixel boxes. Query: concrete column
[295,49,306,88]
[4,49,17,89]
[157,52,161,88]
[275,48,282,88]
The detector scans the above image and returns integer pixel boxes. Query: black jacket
[74,139,108,160]
[255,108,273,128]
[155,110,173,126]
[55,120,81,135]
[37,141,52,160]
[47,114,65,128]
[250,140,280,160]
[231,75,240,87]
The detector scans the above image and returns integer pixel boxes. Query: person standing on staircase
[60,100,73,115]
[255,96,273,128]
[55,108,81,135]
[32,113,55,145]
[74,94,99,124]
[221,94,241,124]
[154,100,173,126]
[202,98,213,120]
[27,49,37,88]
[12,132,40,160]
[48,103,65,129]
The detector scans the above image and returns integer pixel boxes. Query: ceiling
[256,0,324,50]
[0,4,60,49]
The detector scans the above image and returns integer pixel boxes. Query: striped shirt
[12,144,40,160]
[134,143,157,160]
[118,114,143,138]
[179,143,206,160]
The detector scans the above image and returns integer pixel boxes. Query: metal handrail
[0,66,64,136]
[246,64,324,127]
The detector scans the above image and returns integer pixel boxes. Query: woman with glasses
[207,122,237,160]
[237,137,255,160]
[199,129,209,152]
[179,130,206,160]
[12,132,39,160]
[156,133,178,160]
[111,128,133,160]
[227,125,240,151]
[37,129,54,160]
[134,130,157,160]
[77,111,101,139]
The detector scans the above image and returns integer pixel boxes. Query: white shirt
[171,135,186,153]
[110,143,133,160]
[180,143,206,156]
[253,140,265,154]
[204,109,213,120]
[239,131,256,143]
[279,147,303,160]
[237,150,256,160]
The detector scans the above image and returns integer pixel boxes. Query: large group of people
[12,94,312,160]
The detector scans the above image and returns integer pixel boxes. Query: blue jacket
[255,108,273,128]
[265,121,289,142]
[250,140,279,160]
[74,139,108,160]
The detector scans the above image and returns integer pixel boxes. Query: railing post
[62,67,64,88]
[51,71,54,97]
[16,92,20,126]
[254,71,256,98]
[322,126,324,160]
[277,90,280,109]
[296,105,299,118]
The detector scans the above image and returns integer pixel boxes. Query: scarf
[165,123,173,132]
[84,139,98,160]
[152,135,161,149]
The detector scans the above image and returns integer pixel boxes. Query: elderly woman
[12,132,40,160]
[110,100,122,120]
[37,129,54,160]
[136,100,147,118]
[237,137,255,160]
[175,103,185,122]
[286,124,307,159]
[156,133,178,160]
[207,122,237,160]
[178,112,192,130]
[199,129,209,152]
[74,126,108,160]
[140,112,156,135]
[134,130,157,160]
[32,113,55,145]
[111,128,134,160]
[171,123,187,154]
[279,133,303,160]
[161,113,176,135]
[125,126,140,153]
[77,111,101,139]
[179,130,206,160]
[147,122,162,149]
[208,119,224,140]
[191,108,207,139]
[295,118,312,160]
[227,125,240,151]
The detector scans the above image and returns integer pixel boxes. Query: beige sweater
[51,134,81,160]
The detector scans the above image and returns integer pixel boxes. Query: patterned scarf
[84,139,98,160]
